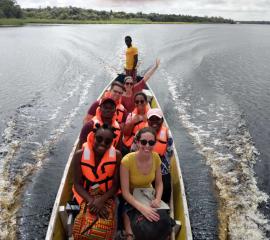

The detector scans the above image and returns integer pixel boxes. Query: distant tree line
[0,0,22,18]
[0,0,235,23]
[240,21,270,24]
[23,7,235,23]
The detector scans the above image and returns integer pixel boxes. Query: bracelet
[86,198,94,207]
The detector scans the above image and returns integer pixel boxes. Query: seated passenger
[83,81,128,127]
[122,59,160,113]
[122,92,149,154]
[146,108,173,203]
[120,127,163,239]
[72,124,122,240]
[79,97,121,149]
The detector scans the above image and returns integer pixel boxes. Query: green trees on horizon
[23,7,235,23]
[0,0,23,18]
[0,0,235,24]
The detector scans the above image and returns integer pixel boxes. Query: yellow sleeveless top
[121,152,161,192]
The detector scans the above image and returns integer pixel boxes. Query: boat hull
[46,77,192,240]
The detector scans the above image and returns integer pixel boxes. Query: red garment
[121,80,146,112]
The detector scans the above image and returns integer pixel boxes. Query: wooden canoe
[45,75,192,240]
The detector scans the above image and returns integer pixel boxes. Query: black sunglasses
[139,139,156,146]
[95,135,113,146]
[125,82,133,86]
[135,100,145,105]
[112,89,123,95]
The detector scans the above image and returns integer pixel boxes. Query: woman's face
[148,116,163,132]
[138,132,156,154]
[134,94,146,111]
[93,129,114,155]
[124,79,134,90]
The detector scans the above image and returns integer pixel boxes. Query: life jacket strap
[81,162,99,179]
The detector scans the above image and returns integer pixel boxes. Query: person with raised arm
[122,59,160,113]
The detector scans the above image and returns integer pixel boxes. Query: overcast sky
[17,0,270,21]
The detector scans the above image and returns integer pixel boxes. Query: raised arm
[142,59,160,83]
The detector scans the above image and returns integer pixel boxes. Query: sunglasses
[135,100,145,105]
[112,89,123,95]
[148,117,162,122]
[139,139,156,146]
[95,135,113,146]
[125,82,133,86]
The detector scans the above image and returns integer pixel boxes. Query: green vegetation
[22,7,234,24]
[0,0,22,18]
[0,0,235,26]
[0,17,24,25]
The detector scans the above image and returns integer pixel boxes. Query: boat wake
[0,74,95,239]
[162,69,270,240]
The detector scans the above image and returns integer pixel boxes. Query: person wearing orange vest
[122,92,149,155]
[146,108,173,203]
[83,81,128,127]
[73,125,122,238]
[79,97,122,149]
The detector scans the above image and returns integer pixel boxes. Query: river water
[0,24,270,240]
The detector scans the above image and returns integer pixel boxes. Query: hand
[150,198,161,208]
[132,114,143,124]
[139,205,160,222]
[89,197,105,215]
[99,207,109,219]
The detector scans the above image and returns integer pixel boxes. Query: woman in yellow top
[120,127,163,239]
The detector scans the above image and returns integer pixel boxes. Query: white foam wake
[162,69,270,240]
[0,74,95,239]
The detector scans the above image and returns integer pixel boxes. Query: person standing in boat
[83,81,128,127]
[79,97,121,149]
[146,108,173,203]
[122,59,160,113]
[125,36,138,81]
[72,124,122,240]
[122,92,149,155]
[120,127,163,239]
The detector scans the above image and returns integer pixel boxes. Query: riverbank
[0,18,191,26]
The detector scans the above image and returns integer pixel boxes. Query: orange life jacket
[89,109,121,148]
[152,125,168,156]
[122,106,149,147]
[73,138,117,205]
[99,91,125,124]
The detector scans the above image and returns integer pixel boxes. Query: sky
[17,0,270,21]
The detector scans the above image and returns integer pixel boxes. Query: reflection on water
[0,24,270,239]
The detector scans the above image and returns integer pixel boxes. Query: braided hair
[93,123,117,139]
